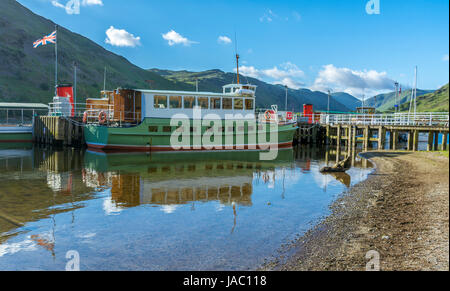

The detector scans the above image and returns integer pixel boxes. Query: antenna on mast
[235,32,240,85]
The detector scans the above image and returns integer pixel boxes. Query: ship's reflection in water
[0,145,372,271]
[84,150,296,211]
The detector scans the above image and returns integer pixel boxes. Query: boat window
[198,97,209,109]
[184,96,195,109]
[154,95,167,109]
[234,98,244,110]
[169,96,182,109]
[222,98,233,110]
[210,98,221,109]
[149,126,158,132]
[245,99,254,110]
[163,126,172,133]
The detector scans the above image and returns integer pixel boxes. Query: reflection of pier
[0,148,95,246]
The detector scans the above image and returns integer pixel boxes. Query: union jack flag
[33,31,57,48]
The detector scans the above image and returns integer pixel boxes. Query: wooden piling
[378,126,385,150]
[434,132,440,151]
[427,131,434,151]
[412,130,419,152]
[364,126,370,151]
[441,132,448,151]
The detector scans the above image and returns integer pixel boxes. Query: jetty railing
[318,113,449,127]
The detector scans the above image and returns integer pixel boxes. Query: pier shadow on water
[0,144,372,271]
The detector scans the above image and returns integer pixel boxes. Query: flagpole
[55,24,58,96]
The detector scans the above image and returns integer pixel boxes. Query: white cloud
[82,0,103,5]
[51,0,103,15]
[274,77,304,89]
[443,54,449,62]
[311,64,395,98]
[105,26,141,47]
[238,66,261,79]
[217,36,232,45]
[237,62,305,89]
[260,9,277,22]
[162,30,197,46]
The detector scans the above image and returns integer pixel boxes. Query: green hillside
[150,69,354,112]
[398,83,449,112]
[365,89,434,112]
[0,0,191,104]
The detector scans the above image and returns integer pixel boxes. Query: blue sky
[19,0,449,97]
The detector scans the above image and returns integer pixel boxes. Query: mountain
[0,0,191,104]
[398,83,449,112]
[150,69,354,112]
[331,92,362,111]
[365,88,434,112]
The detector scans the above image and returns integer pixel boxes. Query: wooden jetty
[295,112,449,152]
[33,116,85,148]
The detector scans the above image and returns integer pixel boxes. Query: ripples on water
[0,144,373,270]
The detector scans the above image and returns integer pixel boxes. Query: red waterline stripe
[87,142,293,153]
[0,140,33,143]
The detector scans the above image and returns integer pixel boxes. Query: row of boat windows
[148,124,264,133]
[153,95,254,110]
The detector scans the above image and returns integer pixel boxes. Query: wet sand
[263,151,449,271]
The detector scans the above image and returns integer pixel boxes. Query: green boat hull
[85,118,297,152]
[0,127,33,143]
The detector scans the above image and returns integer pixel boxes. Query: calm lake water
[0,144,373,271]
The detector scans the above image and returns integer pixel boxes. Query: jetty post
[442,133,448,151]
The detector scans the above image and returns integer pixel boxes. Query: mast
[234,32,240,85]
[394,82,399,113]
[236,54,240,85]
[55,24,58,96]
[74,62,77,113]
[414,66,417,118]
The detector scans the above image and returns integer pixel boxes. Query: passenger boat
[82,58,298,153]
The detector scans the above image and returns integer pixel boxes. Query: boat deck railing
[0,108,49,126]
[49,102,142,125]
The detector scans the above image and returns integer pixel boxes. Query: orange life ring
[83,111,88,124]
[98,111,107,125]
[264,110,275,121]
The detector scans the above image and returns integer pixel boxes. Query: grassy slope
[150,69,353,112]
[365,89,434,112]
[0,0,192,104]
[398,83,449,112]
